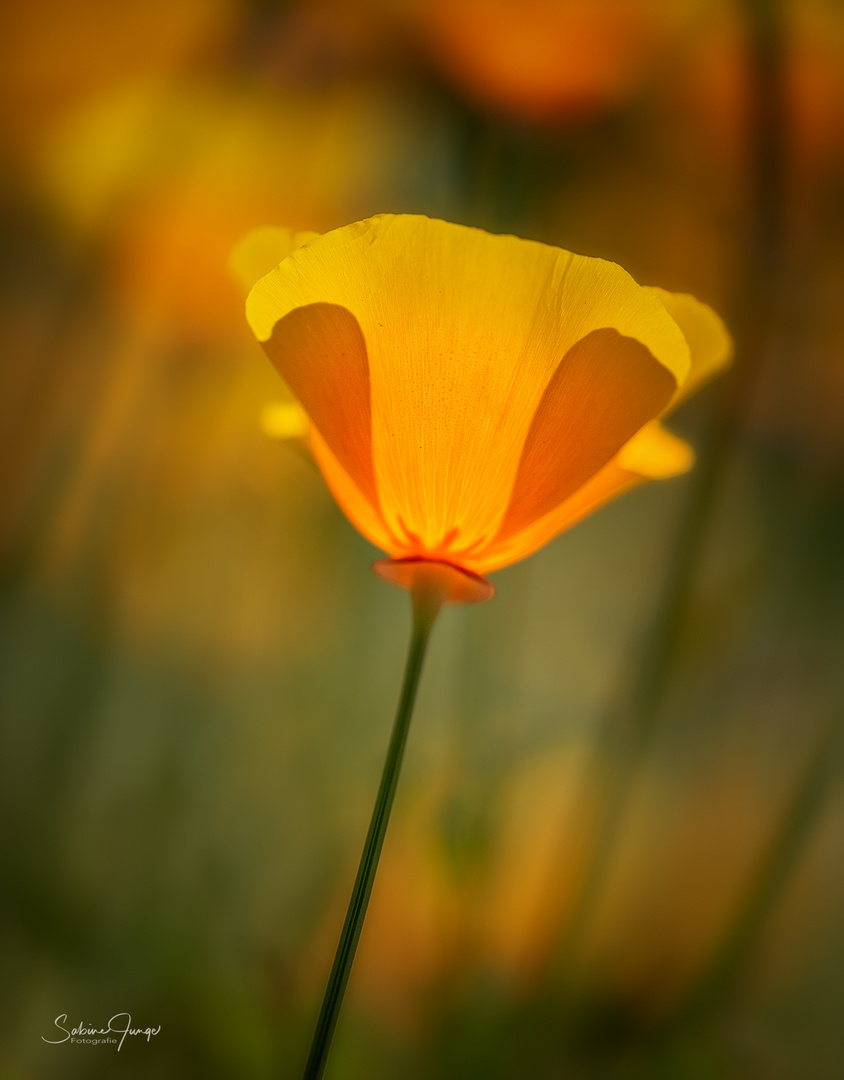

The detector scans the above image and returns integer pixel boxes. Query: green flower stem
[553,0,788,991]
[666,704,844,1035]
[302,582,445,1080]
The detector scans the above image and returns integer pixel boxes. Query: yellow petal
[248,215,690,563]
[478,457,641,573]
[616,419,694,478]
[479,421,693,573]
[259,301,380,511]
[259,399,310,440]
[309,428,397,553]
[496,329,675,542]
[479,419,691,574]
[229,226,320,297]
[645,287,733,408]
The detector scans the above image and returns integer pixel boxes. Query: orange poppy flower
[405,0,688,122]
[245,215,731,603]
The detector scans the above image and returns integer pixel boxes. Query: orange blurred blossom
[407,0,689,121]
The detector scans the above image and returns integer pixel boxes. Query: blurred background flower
[399,0,695,123]
[1,1,843,1078]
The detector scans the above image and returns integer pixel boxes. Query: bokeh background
[2,0,844,1077]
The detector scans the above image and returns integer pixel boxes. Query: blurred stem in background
[301,569,451,1080]
[656,0,844,1038]
[665,688,844,1040]
[552,0,793,1011]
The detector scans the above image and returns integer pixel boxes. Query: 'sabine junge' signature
[42,1013,161,1050]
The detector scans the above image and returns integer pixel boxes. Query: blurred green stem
[554,0,788,987]
[551,396,728,981]
[668,703,844,1033]
[655,0,795,1030]
[301,583,444,1080]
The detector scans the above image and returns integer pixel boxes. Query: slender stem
[553,0,789,991]
[666,704,844,1034]
[302,588,443,1080]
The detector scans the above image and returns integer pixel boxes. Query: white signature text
[42,1013,161,1051]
